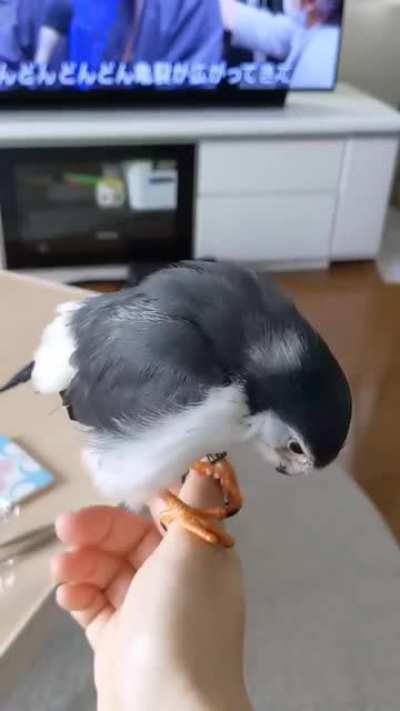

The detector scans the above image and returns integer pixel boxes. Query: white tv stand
[1,84,399,277]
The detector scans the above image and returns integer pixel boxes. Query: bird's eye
[289,440,304,455]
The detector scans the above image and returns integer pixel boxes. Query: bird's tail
[0,362,34,394]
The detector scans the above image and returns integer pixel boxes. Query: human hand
[52,474,252,711]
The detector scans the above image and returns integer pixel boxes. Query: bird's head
[243,325,352,477]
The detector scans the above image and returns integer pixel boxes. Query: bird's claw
[190,456,243,518]
[158,456,241,547]
[159,492,234,547]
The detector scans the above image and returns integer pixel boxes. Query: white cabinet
[0,85,399,275]
[196,194,336,261]
[331,137,399,259]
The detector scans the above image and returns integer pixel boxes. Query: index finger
[149,473,227,541]
[56,505,161,560]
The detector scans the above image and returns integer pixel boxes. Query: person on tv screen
[220,0,343,88]
[34,0,74,65]
[0,0,73,69]
[105,0,224,65]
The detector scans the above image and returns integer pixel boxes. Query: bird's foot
[159,491,234,548]
[190,455,243,519]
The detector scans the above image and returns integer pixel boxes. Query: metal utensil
[0,523,57,563]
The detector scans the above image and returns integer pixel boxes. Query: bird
[0,260,352,546]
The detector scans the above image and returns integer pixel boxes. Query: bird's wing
[60,261,295,431]
[138,261,269,373]
[62,285,230,433]
[31,260,295,434]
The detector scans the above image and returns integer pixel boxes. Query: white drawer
[195,194,336,261]
[198,139,344,196]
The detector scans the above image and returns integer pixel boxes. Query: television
[0,0,344,109]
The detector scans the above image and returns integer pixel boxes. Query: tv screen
[0,0,344,106]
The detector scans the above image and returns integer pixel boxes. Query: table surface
[0,272,97,657]
[0,85,399,149]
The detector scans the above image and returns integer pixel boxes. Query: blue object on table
[0,435,55,506]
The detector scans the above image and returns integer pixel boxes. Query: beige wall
[339,0,400,106]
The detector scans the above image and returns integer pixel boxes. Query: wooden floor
[82,262,400,543]
[275,263,400,543]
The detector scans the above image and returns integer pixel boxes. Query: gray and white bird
[0,261,351,544]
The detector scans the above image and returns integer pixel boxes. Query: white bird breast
[84,383,251,510]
